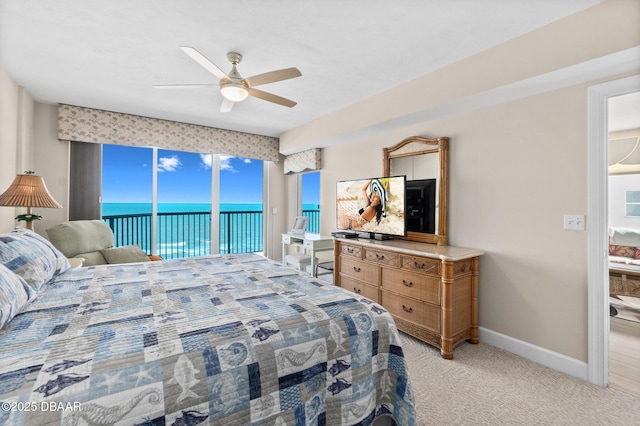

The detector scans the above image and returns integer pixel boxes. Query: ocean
[102,202,264,216]
[102,203,319,259]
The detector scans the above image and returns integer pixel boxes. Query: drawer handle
[402,305,413,313]
[353,287,361,293]
[415,261,436,272]
[402,280,413,287]
[347,248,354,253]
[353,266,361,272]
[376,254,385,260]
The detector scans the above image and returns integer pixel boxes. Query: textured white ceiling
[0,0,608,137]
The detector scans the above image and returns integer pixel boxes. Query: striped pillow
[0,263,37,329]
[0,228,70,291]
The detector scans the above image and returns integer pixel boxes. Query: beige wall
[0,80,68,234]
[34,103,70,233]
[0,68,20,231]
[281,0,640,363]
[320,84,592,360]
[0,69,40,232]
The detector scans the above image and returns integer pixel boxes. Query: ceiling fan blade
[248,88,297,108]
[220,98,235,113]
[153,84,219,89]
[180,46,230,81]
[244,68,301,87]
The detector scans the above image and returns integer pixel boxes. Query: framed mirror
[383,136,449,245]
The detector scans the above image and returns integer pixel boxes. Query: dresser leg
[440,346,454,359]
[441,261,454,359]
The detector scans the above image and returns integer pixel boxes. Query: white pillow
[0,263,37,329]
[0,228,70,290]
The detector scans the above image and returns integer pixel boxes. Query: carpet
[610,295,640,323]
[400,333,640,425]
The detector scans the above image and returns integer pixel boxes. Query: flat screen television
[336,175,406,238]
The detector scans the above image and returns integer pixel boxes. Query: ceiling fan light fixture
[220,82,249,102]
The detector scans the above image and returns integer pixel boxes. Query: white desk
[282,233,333,277]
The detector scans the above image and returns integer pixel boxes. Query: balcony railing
[103,208,320,259]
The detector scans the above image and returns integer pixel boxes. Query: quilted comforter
[0,254,415,425]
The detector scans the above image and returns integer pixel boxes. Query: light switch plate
[564,214,585,231]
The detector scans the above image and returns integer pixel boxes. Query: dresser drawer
[282,234,295,244]
[339,256,378,283]
[339,275,379,302]
[400,255,440,276]
[381,268,440,305]
[381,290,440,333]
[340,243,363,259]
[364,248,398,267]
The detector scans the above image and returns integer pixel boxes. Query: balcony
[103,208,320,260]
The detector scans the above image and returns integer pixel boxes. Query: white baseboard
[478,327,589,382]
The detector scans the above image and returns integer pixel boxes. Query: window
[157,149,212,258]
[102,145,153,254]
[102,144,264,258]
[626,190,640,217]
[219,156,263,253]
[301,171,320,233]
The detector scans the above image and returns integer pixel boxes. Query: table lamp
[0,171,62,230]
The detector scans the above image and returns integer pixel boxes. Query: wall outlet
[563,214,585,231]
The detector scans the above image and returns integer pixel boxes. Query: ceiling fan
[154,46,302,113]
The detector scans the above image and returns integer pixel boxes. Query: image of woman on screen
[338,179,384,230]
[358,179,383,225]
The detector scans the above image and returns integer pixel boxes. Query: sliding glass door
[219,155,263,253]
[102,145,154,253]
[156,149,212,259]
[102,144,263,258]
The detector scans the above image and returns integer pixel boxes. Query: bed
[0,228,415,425]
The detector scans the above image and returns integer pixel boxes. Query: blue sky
[102,145,320,205]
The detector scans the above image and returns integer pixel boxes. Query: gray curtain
[69,141,101,220]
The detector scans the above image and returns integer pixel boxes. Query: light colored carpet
[400,333,640,425]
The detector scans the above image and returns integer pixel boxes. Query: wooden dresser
[333,238,483,359]
[609,265,640,297]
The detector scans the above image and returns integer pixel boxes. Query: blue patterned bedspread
[0,254,415,425]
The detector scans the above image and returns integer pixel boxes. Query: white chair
[285,253,318,274]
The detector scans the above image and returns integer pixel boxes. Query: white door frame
[587,74,640,386]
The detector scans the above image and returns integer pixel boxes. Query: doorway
[587,75,640,387]
[606,91,640,396]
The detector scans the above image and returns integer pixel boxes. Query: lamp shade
[0,174,62,208]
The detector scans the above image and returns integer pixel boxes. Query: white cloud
[220,155,235,172]
[158,155,181,172]
[243,158,251,164]
[200,154,212,169]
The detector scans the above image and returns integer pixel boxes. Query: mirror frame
[383,136,449,245]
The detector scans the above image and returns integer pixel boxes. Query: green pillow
[46,220,114,258]
[75,252,107,266]
[100,246,150,264]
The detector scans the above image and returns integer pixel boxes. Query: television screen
[336,175,406,237]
